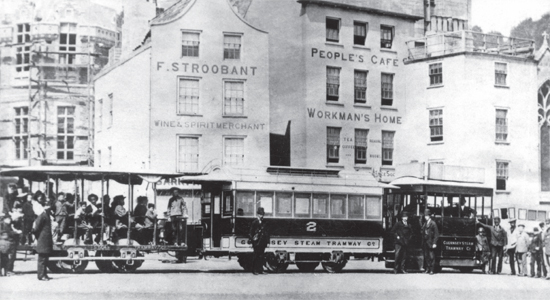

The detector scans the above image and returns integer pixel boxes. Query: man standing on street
[32,198,53,281]
[478,217,507,274]
[391,211,412,274]
[421,209,439,275]
[544,219,550,280]
[515,224,530,276]
[250,207,269,275]
[529,227,544,278]
[539,222,548,278]
[505,219,517,275]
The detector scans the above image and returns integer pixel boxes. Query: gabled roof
[298,0,424,20]
[151,0,194,25]
[535,35,550,62]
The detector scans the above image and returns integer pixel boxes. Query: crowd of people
[0,184,195,279]
[391,208,550,279]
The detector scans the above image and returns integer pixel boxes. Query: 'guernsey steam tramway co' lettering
[307,108,402,124]
[154,121,266,130]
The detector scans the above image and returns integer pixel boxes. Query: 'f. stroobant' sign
[235,237,380,249]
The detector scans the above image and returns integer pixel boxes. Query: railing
[405,30,535,62]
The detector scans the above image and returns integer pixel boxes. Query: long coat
[391,221,412,247]
[33,211,53,254]
[249,218,269,249]
[421,219,439,248]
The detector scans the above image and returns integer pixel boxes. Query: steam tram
[182,167,388,273]
[382,163,494,273]
[0,166,193,273]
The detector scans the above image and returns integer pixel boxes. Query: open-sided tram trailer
[180,167,390,273]
[383,177,494,273]
[1,166,196,273]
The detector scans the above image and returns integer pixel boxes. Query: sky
[471,0,550,35]
[90,0,549,36]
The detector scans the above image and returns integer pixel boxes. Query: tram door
[210,189,222,248]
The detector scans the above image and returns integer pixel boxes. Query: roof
[178,167,395,194]
[0,166,201,185]
[535,34,550,61]
[151,0,194,24]
[389,177,494,196]
[298,0,424,20]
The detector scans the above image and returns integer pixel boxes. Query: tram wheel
[264,253,289,273]
[95,251,116,273]
[321,261,347,273]
[296,262,320,272]
[237,254,253,272]
[113,251,143,273]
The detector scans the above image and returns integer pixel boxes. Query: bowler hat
[17,186,29,197]
[113,195,126,202]
[257,207,265,215]
[401,211,410,218]
[508,218,517,223]
[424,208,432,215]
[517,224,525,228]
[533,227,539,232]
[169,187,181,193]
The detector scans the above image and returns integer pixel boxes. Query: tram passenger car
[383,163,494,273]
[0,166,194,273]
[493,204,550,232]
[182,167,388,273]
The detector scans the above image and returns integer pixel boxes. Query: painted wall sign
[156,61,258,75]
[154,120,267,130]
[307,108,402,124]
[311,48,399,67]
[235,237,380,249]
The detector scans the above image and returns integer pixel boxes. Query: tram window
[366,197,381,220]
[235,191,254,216]
[528,210,537,221]
[295,194,311,217]
[537,211,546,222]
[500,208,508,219]
[348,195,364,219]
[313,194,329,218]
[518,209,526,220]
[330,194,346,219]
[223,191,233,215]
[508,208,515,219]
[276,192,292,217]
[257,192,274,216]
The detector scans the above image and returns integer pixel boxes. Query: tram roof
[178,167,396,194]
[389,177,494,196]
[0,166,197,185]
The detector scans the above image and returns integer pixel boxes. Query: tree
[510,13,550,49]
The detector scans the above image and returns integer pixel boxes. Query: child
[476,227,491,274]
[0,217,16,276]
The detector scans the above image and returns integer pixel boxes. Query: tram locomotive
[183,167,387,273]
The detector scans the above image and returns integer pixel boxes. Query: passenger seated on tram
[458,197,475,218]
[75,200,94,244]
[136,203,157,245]
[133,196,148,226]
[112,195,130,242]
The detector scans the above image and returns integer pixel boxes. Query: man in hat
[53,193,67,242]
[529,227,544,278]
[167,188,188,247]
[544,219,550,280]
[391,211,412,274]
[478,217,507,274]
[515,224,530,276]
[539,222,548,277]
[2,184,18,215]
[421,209,439,275]
[249,207,269,275]
[504,218,518,275]
[32,198,53,281]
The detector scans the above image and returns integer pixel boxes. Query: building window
[223,81,244,116]
[354,21,368,45]
[380,25,394,49]
[59,23,77,64]
[381,73,394,106]
[382,131,394,166]
[181,31,199,57]
[224,137,244,166]
[15,46,30,72]
[326,18,340,42]
[16,23,31,44]
[355,129,368,164]
[97,99,103,131]
[14,107,29,160]
[496,109,508,142]
[178,78,199,115]
[178,137,199,172]
[326,127,341,163]
[495,62,507,86]
[57,106,75,160]
[223,34,241,60]
[108,93,113,127]
[429,63,443,86]
[429,109,443,142]
[496,161,509,191]
[326,67,340,101]
[354,70,367,104]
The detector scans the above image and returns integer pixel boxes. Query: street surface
[1,254,548,300]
